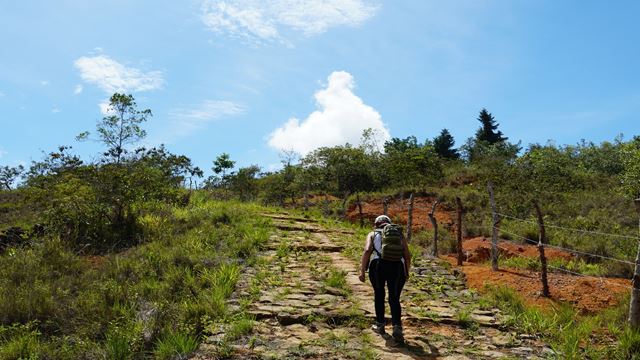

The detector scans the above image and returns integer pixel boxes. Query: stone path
[194,213,555,359]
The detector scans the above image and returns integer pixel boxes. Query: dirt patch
[462,236,575,263]
[346,196,454,231]
[443,256,629,313]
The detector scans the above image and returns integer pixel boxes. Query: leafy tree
[433,128,459,159]
[302,145,375,193]
[384,136,419,153]
[78,93,151,164]
[475,108,507,144]
[0,165,24,190]
[228,165,261,201]
[213,153,235,176]
[621,137,640,198]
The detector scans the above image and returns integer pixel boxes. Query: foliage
[483,285,640,359]
[0,196,271,358]
[433,128,459,159]
[0,165,24,190]
[475,108,507,144]
[77,93,151,164]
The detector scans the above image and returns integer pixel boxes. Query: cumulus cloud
[74,55,164,93]
[201,0,379,42]
[268,71,390,155]
[74,84,83,95]
[51,107,61,113]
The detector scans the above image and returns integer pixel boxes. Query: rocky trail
[194,213,555,359]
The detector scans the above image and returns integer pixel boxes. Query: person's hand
[358,273,366,282]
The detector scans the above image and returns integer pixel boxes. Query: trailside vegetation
[2,102,640,357]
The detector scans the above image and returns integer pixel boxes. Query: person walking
[358,214,411,342]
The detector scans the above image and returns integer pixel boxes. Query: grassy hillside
[0,192,270,359]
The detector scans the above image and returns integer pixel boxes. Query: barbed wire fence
[347,185,640,328]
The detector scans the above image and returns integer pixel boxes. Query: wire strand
[494,226,636,266]
[495,212,640,241]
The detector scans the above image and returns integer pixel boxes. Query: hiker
[358,214,411,342]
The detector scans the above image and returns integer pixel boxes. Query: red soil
[461,236,575,263]
[444,256,630,313]
[346,196,454,230]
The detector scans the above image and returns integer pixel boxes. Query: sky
[1,0,640,175]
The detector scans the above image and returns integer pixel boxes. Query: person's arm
[402,236,411,277]
[359,232,374,282]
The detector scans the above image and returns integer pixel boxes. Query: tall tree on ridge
[433,128,459,159]
[475,108,507,144]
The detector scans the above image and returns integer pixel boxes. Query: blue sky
[1,1,640,175]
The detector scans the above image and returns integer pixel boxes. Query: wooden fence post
[407,193,414,243]
[341,191,350,220]
[488,182,499,271]
[533,200,550,297]
[456,197,464,266]
[323,194,330,216]
[383,197,388,216]
[429,200,440,257]
[357,194,364,228]
[629,198,640,328]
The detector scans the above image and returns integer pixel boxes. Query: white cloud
[40,80,49,86]
[157,100,245,142]
[74,55,164,93]
[0,149,6,158]
[268,71,390,155]
[74,84,83,95]
[201,0,378,42]
[51,107,61,113]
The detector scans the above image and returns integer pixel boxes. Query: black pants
[368,258,406,326]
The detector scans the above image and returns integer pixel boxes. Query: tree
[433,129,459,159]
[213,153,235,177]
[78,93,151,164]
[475,108,507,144]
[0,165,24,190]
[384,136,419,153]
[228,165,261,201]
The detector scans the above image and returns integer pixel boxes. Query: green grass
[0,191,271,358]
[482,284,640,359]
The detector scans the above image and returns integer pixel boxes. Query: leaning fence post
[629,198,640,328]
[488,182,499,271]
[407,193,414,243]
[383,197,388,216]
[456,197,464,266]
[341,191,350,220]
[303,193,310,211]
[533,200,550,297]
[429,200,440,257]
[357,194,364,228]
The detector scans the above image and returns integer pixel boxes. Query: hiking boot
[371,322,385,335]
[392,325,404,342]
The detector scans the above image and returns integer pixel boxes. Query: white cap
[374,215,391,227]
